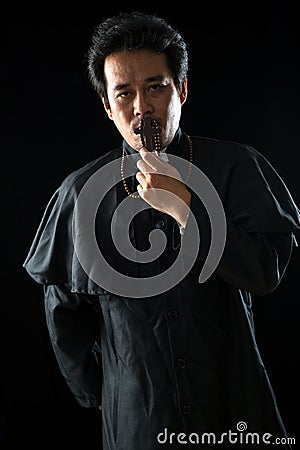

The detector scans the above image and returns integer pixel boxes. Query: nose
[133,91,154,117]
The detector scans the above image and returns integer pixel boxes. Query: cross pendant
[134,117,162,152]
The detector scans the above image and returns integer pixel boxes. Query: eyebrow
[112,75,166,92]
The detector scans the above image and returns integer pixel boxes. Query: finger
[139,147,166,172]
[136,184,144,195]
[136,171,147,188]
[137,159,154,175]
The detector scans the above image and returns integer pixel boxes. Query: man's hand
[136,148,191,227]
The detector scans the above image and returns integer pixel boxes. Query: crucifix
[134,117,162,152]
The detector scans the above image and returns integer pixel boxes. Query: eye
[117,91,131,98]
[148,84,166,92]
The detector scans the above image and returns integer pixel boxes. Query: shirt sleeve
[43,283,102,407]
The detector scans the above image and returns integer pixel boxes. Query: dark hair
[87,11,189,104]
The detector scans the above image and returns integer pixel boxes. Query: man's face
[102,49,187,151]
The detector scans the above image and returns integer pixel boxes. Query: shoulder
[189,135,276,182]
[58,146,122,197]
[191,135,264,164]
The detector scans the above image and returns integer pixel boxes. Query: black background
[1,3,299,449]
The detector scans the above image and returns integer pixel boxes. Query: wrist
[172,188,191,228]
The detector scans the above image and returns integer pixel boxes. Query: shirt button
[182,404,192,415]
[154,220,165,229]
[176,358,186,368]
[167,310,179,320]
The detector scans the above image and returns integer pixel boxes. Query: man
[23,11,299,449]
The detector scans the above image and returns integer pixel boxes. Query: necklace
[121,132,193,199]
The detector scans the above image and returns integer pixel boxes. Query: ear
[180,79,188,105]
[101,96,113,120]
